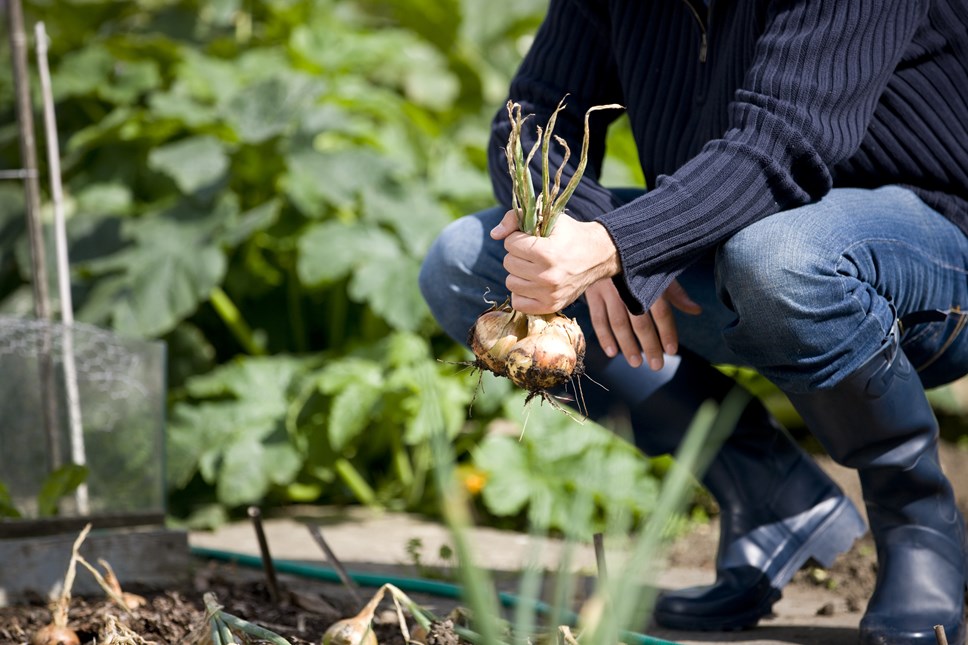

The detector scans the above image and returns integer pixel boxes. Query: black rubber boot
[582,348,867,631]
[786,323,968,645]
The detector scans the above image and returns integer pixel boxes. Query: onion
[464,98,620,404]
[505,314,582,390]
[470,308,584,393]
[321,585,385,645]
[467,306,526,376]
[31,624,80,645]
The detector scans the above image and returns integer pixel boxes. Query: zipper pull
[699,32,708,63]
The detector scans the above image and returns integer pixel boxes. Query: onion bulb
[321,585,385,645]
[469,305,584,393]
[505,314,582,390]
[31,624,80,645]
[467,306,527,375]
[464,98,620,403]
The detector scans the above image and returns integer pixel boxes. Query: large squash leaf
[76,198,236,337]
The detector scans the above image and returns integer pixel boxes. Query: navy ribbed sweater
[487,0,968,314]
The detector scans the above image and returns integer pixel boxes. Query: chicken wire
[0,315,166,519]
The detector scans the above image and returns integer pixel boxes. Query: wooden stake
[247,507,281,606]
[935,624,949,645]
[35,20,89,515]
[5,0,61,474]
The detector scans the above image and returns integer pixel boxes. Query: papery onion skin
[469,308,585,393]
[468,307,526,375]
[321,619,378,645]
[505,324,578,390]
[31,625,80,645]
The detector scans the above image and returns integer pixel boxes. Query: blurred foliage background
[1,0,963,532]
[0,0,657,533]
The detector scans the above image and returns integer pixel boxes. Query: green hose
[190,546,683,645]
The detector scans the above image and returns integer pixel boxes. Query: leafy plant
[0,0,650,527]
[0,464,89,518]
[472,402,661,537]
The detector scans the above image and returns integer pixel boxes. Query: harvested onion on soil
[321,585,384,645]
[469,98,621,400]
[31,524,91,645]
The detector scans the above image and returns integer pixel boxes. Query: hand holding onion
[492,210,620,315]
[468,99,623,399]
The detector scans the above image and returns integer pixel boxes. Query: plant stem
[327,289,348,348]
[285,261,307,352]
[219,611,293,645]
[390,429,414,489]
[335,458,377,506]
[209,286,266,355]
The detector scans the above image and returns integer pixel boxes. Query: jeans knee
[716,218,823,324]
[420,219,469,324]
[419,208,507,344]
[418,232,448,313]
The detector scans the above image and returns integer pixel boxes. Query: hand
[586,278,702,370]
[490,209,621,313]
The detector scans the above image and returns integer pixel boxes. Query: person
[419,1,968,643]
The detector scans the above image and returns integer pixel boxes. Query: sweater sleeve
[600,0,927,314]
[487,0,626,224]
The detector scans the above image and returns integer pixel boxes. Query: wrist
[590,222,622,278]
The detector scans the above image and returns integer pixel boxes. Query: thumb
[490,209,520,240]
[666,279,702,315]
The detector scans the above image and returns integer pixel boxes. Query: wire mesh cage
[0,315,166,522]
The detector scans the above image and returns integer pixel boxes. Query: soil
[1,428,966,645]
[0,562,422,645]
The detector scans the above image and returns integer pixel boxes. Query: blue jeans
[420,186,968,396]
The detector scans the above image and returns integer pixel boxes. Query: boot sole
[653,587,782,631]
[653,495,867,631]
[770,494,868,590]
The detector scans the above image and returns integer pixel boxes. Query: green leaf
[362,186,453,256]
[296,222,399,286]
[173,50,242,104]
[395,362,472,444]
[217,439,269,507]
[149,91,220,129]
[147,136,230,195]
[219,199,282,248]
[221,75,322,144]
[348,253,429,331]
[37,464,90,517]
[0,481,21,518]
[77,198,235,337]
[264,443,303,486]
[474,436,532,516]
[52,44,114,100]
[316,358,383,394]
[166,355,315,492]
[99,59,162,105]
[75,183,134,217]
[400,45,460,110]
[186,355,310,413]
[385,332,430,367]
[328,382,382,450]
[282,148,391,216]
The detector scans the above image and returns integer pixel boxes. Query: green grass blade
[415,362,504,645]
[600,387,752,641]
[511,538,545,645]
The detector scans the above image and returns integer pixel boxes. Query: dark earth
[1,422,965,645]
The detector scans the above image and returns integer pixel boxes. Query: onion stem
[203,592,293,645]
